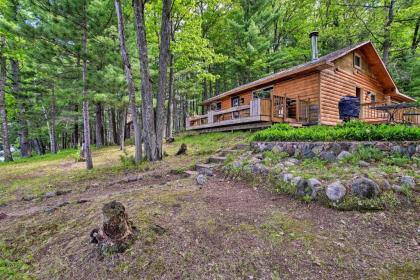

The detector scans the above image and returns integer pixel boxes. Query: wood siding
[273,72,320,101]
[320,51,387,125]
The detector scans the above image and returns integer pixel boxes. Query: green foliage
[120,150,136,167]
[0,241,32,280]
[262,150,288,166]
[330,192,401,211]
[252,121,420,142]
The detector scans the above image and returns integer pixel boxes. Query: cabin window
[211,102,221,111]
[253,87,272,99]
[354,54,362,69]
[231,96,240,107]
[233,111,240,119]
[368,92,376,102]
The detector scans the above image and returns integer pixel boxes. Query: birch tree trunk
[115,0,142,163]
[0,40,12,162]
[133,0,157,161]
[155,0,172,158]
[82,17,93,170]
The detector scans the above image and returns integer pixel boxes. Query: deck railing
[186,99,270,130]
[360,101,420,125]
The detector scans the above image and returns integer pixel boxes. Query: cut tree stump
[90,201,138,255]
[176,143,187,155]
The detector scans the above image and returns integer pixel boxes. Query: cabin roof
[203,41,415,105]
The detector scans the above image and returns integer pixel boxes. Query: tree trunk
[73,104,79,148]
[82,18,93,169]
[412,17,420,54]
[155,0,172,159]
[115,0,142,162]
[166,53,175,140]
[133,0,158,161]
[382,0,395,65]
[111,107,119,145]
[11,58,31,157]
[120,107,127,150]
[50,86,58,153]
[0,39,12,162]
[95,102,104,148]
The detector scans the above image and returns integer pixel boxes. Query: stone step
[207,156,227,164]
[217,149,237,156]
[234,143,250,150]
[195,163,217,176]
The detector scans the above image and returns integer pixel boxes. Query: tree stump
[90,201,137,255]
[176,143,187,156]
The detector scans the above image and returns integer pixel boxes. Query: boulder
[302,147,316,159]
[250,163,269,176]
[196,174,207,186]
[291,176,302,186]
[320,151,336,162]
[390,145,408,157]
[337,151,352,160]
[330,143,342,156]
[407,144,416,157]
[378,179,391,191]
[271,145,282,154]
[358,160,370,167]
[400,176,415,188]
[351,177,380,198]
[196,164,214,176]
[296,179,311,197]
[44,191,56,198]
[307,178,322,199]
[282,173,294,183]
[391,184,403,193]
[326,181,346,202]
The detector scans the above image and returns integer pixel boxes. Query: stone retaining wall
[251,141,420,158]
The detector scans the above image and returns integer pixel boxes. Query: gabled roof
[203,41,415,104]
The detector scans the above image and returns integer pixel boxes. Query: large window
[253,86,272,99]
[211,102,222,111]
[231,96,240,107]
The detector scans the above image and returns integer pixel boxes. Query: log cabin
[186,32,418,131]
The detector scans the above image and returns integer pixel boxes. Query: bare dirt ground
[0,138,419,279]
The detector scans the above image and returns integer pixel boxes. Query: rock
[76,199,91,204]
[291,176,302,187]
[44,207,57,214]
[311,145,323,155]
[284,160,295,167]
[196,174,207,186]
[337,151,352,160]
[282,173,294,183]
[302,147,316,159]
[90,201,138,255]
[378,179,391,191]
[391,184,403,193]
[400,176,415,188]
[351,177,380,198]
[0,212,7,220]
[196,164,214,176]
[296,179,311,197]
[207,156,226,164]
[232,161,241,168]
[358,160,370,167]
[235,143,250,150]
[255,153,263,160]
[271,146,282,154]
[250,163,269,176]
[288,158,300,164]
[22,195,36,201]
[330,143,342,156]
[407,144,416,157]
[326,181,346,202]
[320,151,336,162]
[307,178,322,199]
[44,191,56,198]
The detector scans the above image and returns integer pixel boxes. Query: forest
[0,0,419,167]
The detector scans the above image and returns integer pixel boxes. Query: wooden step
[207,156,227,164]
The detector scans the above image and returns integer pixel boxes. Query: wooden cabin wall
[319,51,387,125]
[273,72,320,101]
[219,91,252,110]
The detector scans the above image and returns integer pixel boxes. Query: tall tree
[0,37,13,161]
[114,0,142,163]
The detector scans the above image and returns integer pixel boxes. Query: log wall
[320,51,387,125]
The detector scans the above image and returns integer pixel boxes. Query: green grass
[252,120,420,142]
[1,148,78,166]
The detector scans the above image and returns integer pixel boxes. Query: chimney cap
[309,31,319,38]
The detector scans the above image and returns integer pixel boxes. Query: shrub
[120,150,136,167]
[252,120,420,142]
